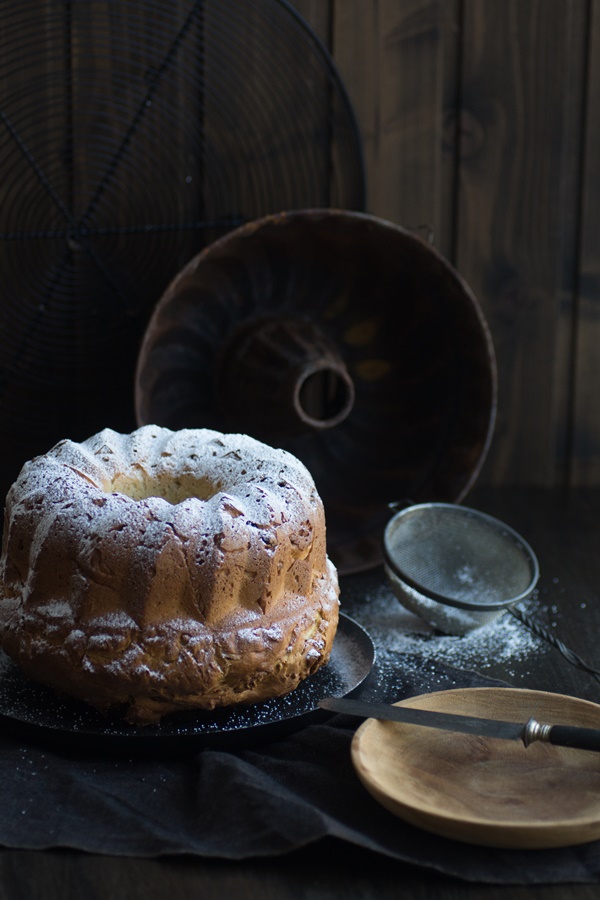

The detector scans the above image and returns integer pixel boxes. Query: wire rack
[0,0,365,498]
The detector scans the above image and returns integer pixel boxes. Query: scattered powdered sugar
[348,578,547,686]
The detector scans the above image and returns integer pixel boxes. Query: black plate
[0,613,374,755]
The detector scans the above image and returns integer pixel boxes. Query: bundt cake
[0,425,339,724]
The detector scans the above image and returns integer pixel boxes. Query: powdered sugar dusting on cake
[0,425,340,723]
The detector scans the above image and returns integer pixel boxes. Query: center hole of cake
[296,365,355,429]
[110,473,220,504]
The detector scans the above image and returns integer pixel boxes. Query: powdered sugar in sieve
[383,502,600,684]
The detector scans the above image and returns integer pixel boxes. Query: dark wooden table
[2,486,600,899]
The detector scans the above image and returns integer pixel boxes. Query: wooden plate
[351,687,600,849]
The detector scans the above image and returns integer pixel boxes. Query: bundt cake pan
[135,209,497,574]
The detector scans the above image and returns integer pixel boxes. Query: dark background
[295,0,600,489]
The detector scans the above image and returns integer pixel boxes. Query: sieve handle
[509,606,600,684]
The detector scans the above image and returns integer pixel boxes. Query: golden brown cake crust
[0,426,339,723]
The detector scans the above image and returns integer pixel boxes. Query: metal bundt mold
[135,209,497,574]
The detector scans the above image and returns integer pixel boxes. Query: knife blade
[319,697,600,752]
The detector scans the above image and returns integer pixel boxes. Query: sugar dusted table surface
[3,486,600,899]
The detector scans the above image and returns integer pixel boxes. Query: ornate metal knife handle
[522,717,553,747]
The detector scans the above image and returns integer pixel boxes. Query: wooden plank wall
[293,0,598,489]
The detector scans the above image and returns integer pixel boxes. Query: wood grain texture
[289,0,331,42]
[2,842,600,899]
[439,0,462,263]
[570,0,600,485]
[452,0,588,487]
[298,0,600,488]
[331,0,449,238]
[352,688,600,849]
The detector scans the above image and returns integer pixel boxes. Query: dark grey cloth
[1,561,599,885]
[0,655,599,885]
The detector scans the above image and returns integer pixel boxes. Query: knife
[319,697,600,752]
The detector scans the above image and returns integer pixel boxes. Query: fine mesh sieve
[383,502,600,682]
